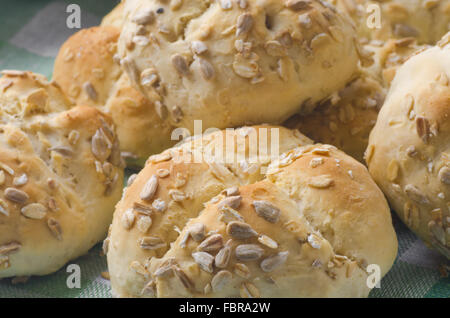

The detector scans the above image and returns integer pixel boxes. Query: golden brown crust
[118,0,361,132]
[367,35,450,258]
[0,71,124,277]
[107,126,397,297]
[53,26,175,166]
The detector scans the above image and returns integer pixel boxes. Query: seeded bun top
[367,34,450,258]
[117,0,361,133]
[53,26,176,166]
[0,71,124,277]
[329,0,450,45]
[106,126,397,297]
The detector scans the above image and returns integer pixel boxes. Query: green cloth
[0,0,448,298]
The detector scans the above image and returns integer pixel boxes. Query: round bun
[329,0,450,45]
[367,34,450,258]
[53,26,175,166]
[284,70,385,162]
[0,71,124,277]
[117,0,361,132]
[106,126,397,297]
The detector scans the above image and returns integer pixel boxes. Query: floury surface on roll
[366,33,450,259]
[0,71,124,277]
[106,126,398,297]
[118,0,362,133]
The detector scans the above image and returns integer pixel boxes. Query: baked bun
[329,0,450,45]
[53,26,175,166]
[117,0,361,133]
[284,70,385,162]
[106,126,397,297]
[0,71,124,277]
[366,34,450,258]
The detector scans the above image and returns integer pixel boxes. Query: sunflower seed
[405,184,429,205]
[192,251,214,273]
[215,240,232,268]
[198,234,224,253]
[234,263,250,278]
[236,13,253,36]
[13,174,27,187]
[191,41,208,54]
[235,244,264,261]
[127,174,137,187]
[5,187,28,204]
[0,242,21,255]
[141,280,156,297]
[121,57,140,85]
[0,171,5,186]
[252,200,281,223]
[21,203,47,220]
[83,82,97,101]
[240,282,260,298]
[0,200,8,216]
[173,265,194,289]
[438,167,450,185]
[140,236,166,250]
[169,189,186,202]
[172,54,189,75]
[211,270,232,292]
[219,196,242,210]
[308,175,334,189]
[132,9,155,25]
[258,235,278,249]
[260,251,289,272]
[310,157,324,168]
[386,159,399,182]
[265,40,287,57]
[140,175,158,201]
[137,216,152,233]
[156,169,170,178]
[47,217,62,240]
[233,54,259,78]
[307,234,322,249]
[152,198,167,212]
[91,129,111,161]
[102,238,109,255]
[189,223,206,241]
[223,187,239,196]
[154,258,176,277]
[122,208,135,229]
[133,202,153,215]
[227,221,258,239]
[416,116,430,143]
[0,163,14,175]
[130,261,148,277]
[49,146,74,157]
[286,0,311,11]
[199,58,215,80]
[219,205,244,224]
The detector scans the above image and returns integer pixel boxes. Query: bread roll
[328,0,450,45]
[53,26,176,167]
[117,0,361,133]
[0,71,124,277]
[106,126,397,297]
[102,1,125,28]
[367,33,450,258]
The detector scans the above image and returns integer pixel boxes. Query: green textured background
[0,0,448,298]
